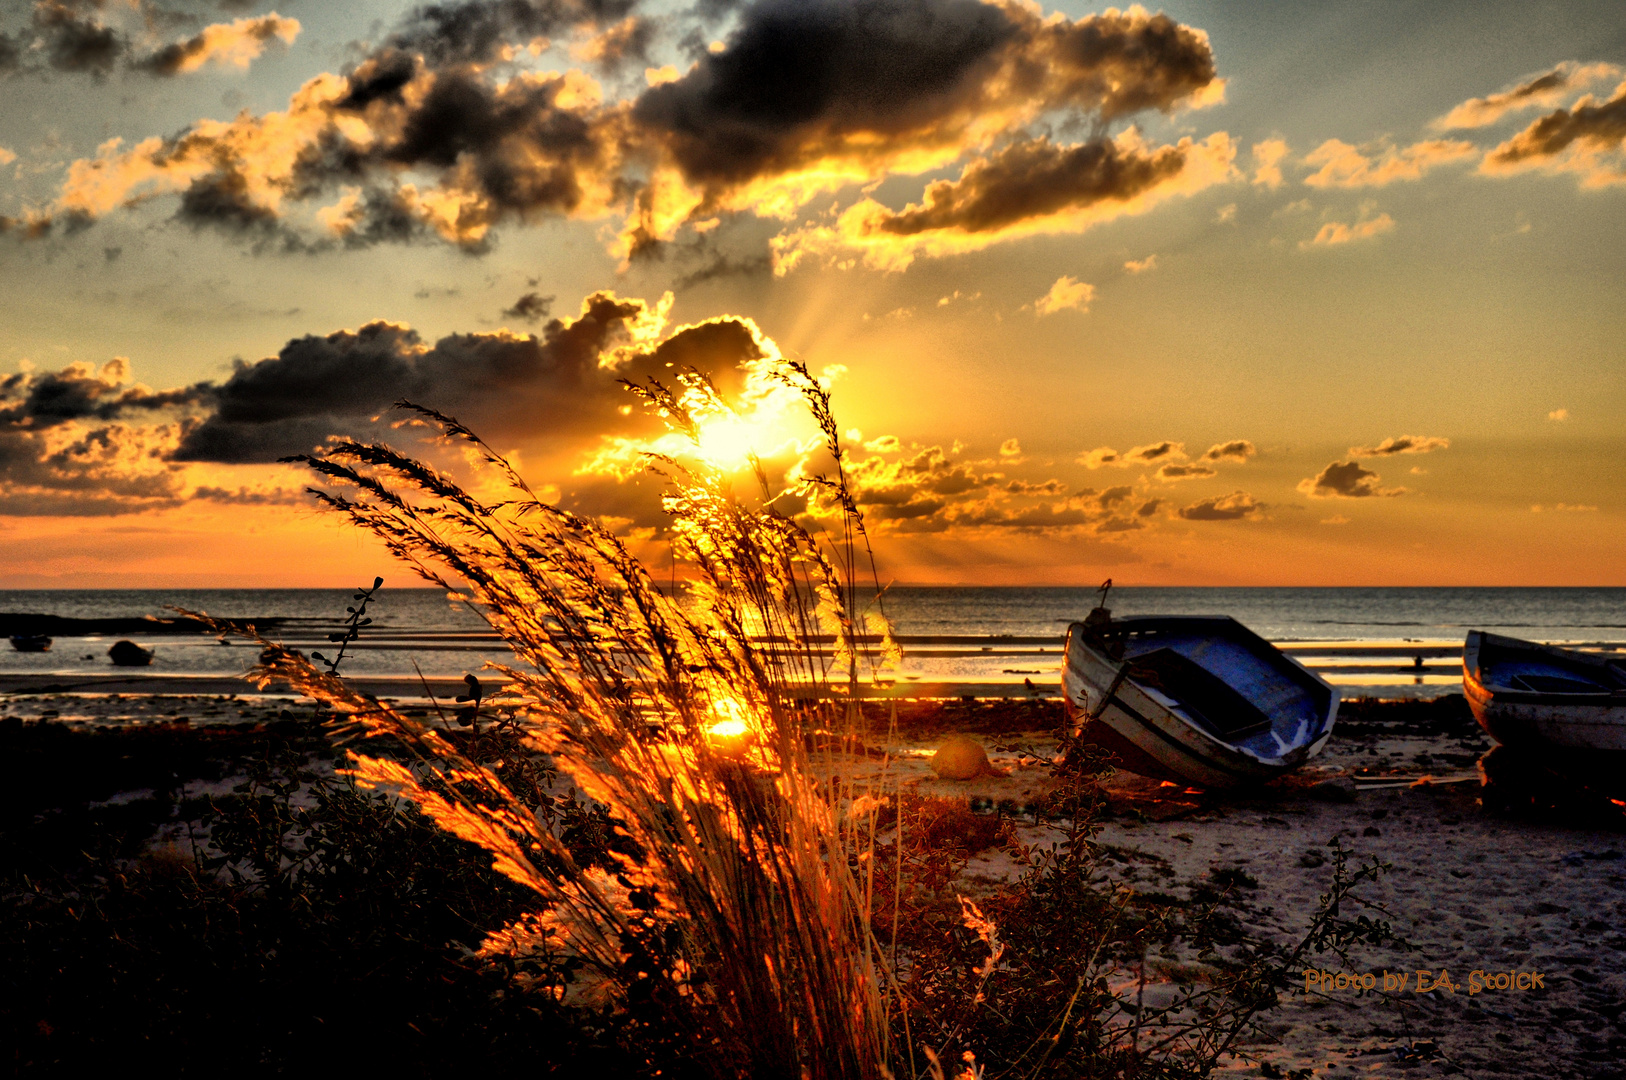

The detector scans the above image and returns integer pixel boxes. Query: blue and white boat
[1463,630,1626,753]
[1063,614,1339,788]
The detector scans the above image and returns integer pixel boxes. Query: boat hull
[1463,631,1626,753]
[1063,616,1337,789]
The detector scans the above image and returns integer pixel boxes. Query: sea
[3,586,1624,699]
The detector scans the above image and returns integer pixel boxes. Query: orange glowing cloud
[139,14,301,76]
[1297,461,1405,499]
[1251,137,1288,188]
[773,131,1236,272]
[1434,62,1621,130]
[1481,79,1626,188]
[1300,206,1395,249]
[1348,434,1449,457]
[1033,276,1095,315]
[31,0,1232,266]
[1302,138,1476,188]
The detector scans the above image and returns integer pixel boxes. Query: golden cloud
[1176,490,1262,521]
[31,0,1232,267]
[1434,62,1621,130]
[1034,276,1094,315]
[1301,208,1395,248]
[1155,462,1215,482]
[1348,434,1449,457]
[139,14,301,76]
[773,131,1236,272]
[1251,137,1288,188]
[1481,79,1626,188]
[1297,460,1404,499]
[1200,439,1255,462]
[1302,138,1476,188]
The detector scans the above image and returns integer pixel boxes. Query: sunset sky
[1,0,1622,587]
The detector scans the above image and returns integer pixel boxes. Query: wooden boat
[9,634,51,652]
[1063,613,1338,788]
[1462,631,1626,753]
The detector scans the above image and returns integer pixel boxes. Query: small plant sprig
[310,576,384,677]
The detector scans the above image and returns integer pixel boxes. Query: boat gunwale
[1465,630,1626,703]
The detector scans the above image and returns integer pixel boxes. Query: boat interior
[1125,648,1273,740]
[1478,638,1626,696]
[1103,618,1333,756]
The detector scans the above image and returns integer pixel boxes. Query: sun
[694,413,760,468]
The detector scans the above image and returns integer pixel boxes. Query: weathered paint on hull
[1463,663,1626,753]
[1063,621,1335,789]
[1463,627,1626,754]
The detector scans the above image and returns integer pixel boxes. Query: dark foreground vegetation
[1,704,1409,1078]
[0,716,648,1075]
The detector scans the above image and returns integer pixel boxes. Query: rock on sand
[930,734,1008,780]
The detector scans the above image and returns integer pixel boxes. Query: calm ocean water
[3,587,1624,695]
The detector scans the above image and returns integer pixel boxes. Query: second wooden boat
[1462,630,1626,753]
[1063,613,1338,788]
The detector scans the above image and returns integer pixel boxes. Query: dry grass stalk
[209,363,900,1078]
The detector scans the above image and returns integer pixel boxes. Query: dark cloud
[1486,82,1626,173]
[1200,439,1254,462]
[1438,62,1620,130]
[174,167,329,254]
[2,2,294,81]
[846,444,999,516]
[870,135,1187,237]
[191,484,305,505]
[0,358,206,428]
[952,502,1095,530]
[670,249,773,291]
[384,0,639,68]
[33,1,123,77]
[171,293,765,462]
[502,291,555,323]
[1080,442,1193,469]
[316,58,619,248]
[1348,434,1448,457]
[37,0,1224,263]
[1177,490,1262,521]
[634,0,1214,197]
[1005,478,1066,496]
[0,295,770,513]
[330,187,434,249]
[1135,498,1161,517]
[834,437,1134,534]
[1297,461,1402,499]
[1154,462,1214,482]
[632,0,1016,190]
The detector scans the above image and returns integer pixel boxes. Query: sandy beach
[852,699,1626,1078]
[4,688,1623,1077]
